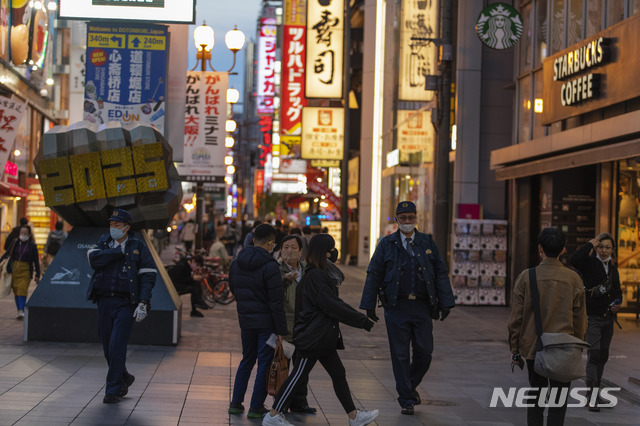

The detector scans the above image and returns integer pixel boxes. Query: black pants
[174,280,203,311]
[97,296,134,396]
[585,314,614,386]
[526,359,570,426]
[289,351,310,408]
[272,349,355,414]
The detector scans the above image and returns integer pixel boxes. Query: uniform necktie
[405,237,414,256]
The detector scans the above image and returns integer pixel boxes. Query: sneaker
[349,409,380,426]
[262,412,293,426]
[16,310,24,320]
[118,373,136,397]
[190,310,204,317]
[228,401,245,414]
[103,394,120,404]
[247,405,269,418]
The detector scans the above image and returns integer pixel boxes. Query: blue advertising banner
[84,22,167,134]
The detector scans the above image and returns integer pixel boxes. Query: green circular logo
[476,3,523,50]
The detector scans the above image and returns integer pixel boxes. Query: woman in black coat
[1,226,40,319]
[262,234,379,426]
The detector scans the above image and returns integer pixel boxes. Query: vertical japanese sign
[306,0,343,99]
[0,95,27,181]
[177,71,228,181]
[399,0,438,101]
[281,0,308,157]
[259,116,274,168]
[257,18,277,115]
[84,22,167,133]
[301,107,344,160]
[397,109,434,163]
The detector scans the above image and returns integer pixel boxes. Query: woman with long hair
[262,234,379,426]
[1,226,40,319]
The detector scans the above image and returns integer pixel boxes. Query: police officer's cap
[396,201,417,215]
[109,209,132,225]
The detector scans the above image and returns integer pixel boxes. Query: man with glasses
[360,201,455,415]
[569,232,623,412]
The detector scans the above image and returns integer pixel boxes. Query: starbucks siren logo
[476,3,523,50]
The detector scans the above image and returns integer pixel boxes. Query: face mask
[110,226,128,240]
[398,224,415,234]
[19,235,28,242]
[328,248,339,263]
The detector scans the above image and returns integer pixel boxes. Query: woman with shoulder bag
[0,226,40,319]
[263,234,379,426]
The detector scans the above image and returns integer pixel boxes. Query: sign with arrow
[84,22,168,134]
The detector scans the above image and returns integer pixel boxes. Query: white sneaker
[262,412,293,426]
[349,409,379,426]
[16,310,24,320]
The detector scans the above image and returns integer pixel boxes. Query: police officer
[87,209,157,404]
[360,201,455,415]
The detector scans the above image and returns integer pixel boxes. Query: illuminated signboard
[58,0,195,24]
[306,0,343,99]
[0,95,26,181]
[398,0,438,101]
[301,107,344,160]
[281,0,307,139]
[257,18,277,115]
[397,109,434,163]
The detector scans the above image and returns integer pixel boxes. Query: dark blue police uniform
[360,202,455,412]
[87,209,156,401]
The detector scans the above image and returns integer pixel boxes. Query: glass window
[616,159,640,312]
[518,76,531,142]
[586,0,603,37]
[607,0,625,26]
[532,71,545,139]
[520,3,532,73]
[551,0,565,54]
[535,0,548,66]
[634,0,640,15]
[567,0,583,45]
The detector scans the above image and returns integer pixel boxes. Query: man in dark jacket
[228,224,287,419]
[87,209,157,404]
[360,201,455,415]
[569,232,623,411]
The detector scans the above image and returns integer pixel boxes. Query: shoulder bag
[267,339,289,396]
[529,268,589,382]
[0,239,17,297]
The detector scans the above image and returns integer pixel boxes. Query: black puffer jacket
[294,264,372,358]
[229,246,288,334]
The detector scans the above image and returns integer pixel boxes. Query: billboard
[257,18,277,115]
[58,0,195,24]
[306,0,343,98]
[397,109,434,163]
[281,0,307,139]
[301,107,344,160]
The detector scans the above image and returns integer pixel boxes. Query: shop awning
[0,182,30,197]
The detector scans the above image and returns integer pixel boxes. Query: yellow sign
[88,32,126,49]
[301,107,344,160]
[127,35,166,50]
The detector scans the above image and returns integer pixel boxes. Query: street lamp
[190,22,245,249]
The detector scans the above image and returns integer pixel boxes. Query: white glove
[133,302,148,322]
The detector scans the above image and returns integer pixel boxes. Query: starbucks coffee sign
[475,3,523,50]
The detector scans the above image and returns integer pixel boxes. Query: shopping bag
[0,258,12,297]
[267,339,289,396]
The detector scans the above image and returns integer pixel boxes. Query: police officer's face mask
[110,225,129,240]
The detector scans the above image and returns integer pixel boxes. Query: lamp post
[191,22,245,250]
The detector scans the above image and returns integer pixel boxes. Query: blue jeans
[97,296,134,396]
[231,328,273,410]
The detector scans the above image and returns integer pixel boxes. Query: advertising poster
[301,107,344,160]
[398,0,438,101]
[177,71,228,182]
[257,18,277,115]
[0,95,27,181]
[84,22,167,134]
[306,0,343,99]
[397,109,434,163]
[281,0,307,145]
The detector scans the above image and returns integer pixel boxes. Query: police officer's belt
[398,294,428,301]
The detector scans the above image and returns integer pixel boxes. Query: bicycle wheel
[200,278,216,308]
[213,279,235,304]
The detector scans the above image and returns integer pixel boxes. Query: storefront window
[616,159,640,312]
[532,71,545,139]
[519,3,532,73]
[535,0,548,66]
[518,75,531,142]
[567,0,583,45]
[634,0,640,15]
[551,0,565,54]
[586,0,603,37]
[607,0,625,26]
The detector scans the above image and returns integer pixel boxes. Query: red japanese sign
[0,94,26,181]
[281,25,307,137]
[259,116,273,168]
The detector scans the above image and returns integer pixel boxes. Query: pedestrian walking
[359,201,455,415]
[508,227,587,425]
[4,217,28,250]
[278,235,315,414]
[179,219,196,252]
[569,232,623,411]
[42,221,67,274]
[263,234,379,426]
[86,209,157,404]
[228,224,287,419]
[0,225,40,319]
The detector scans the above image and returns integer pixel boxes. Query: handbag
[529,268,590,382]
[0,257,12,297]
[267,339,289,396]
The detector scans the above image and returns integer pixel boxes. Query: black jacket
[229,246,287,334]
[0,239,40,278]
[294,264,372,358]
[569,242,623,316]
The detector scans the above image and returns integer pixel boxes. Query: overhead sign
[84,22,167,134]
[301,107,344,160]
[58,0,195,24]
[177,71,228,182]
[475,3,523,50]
[397,109,434,163]
[257,18,277,115]
[399,0,438,101]
[306,0,343,98]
